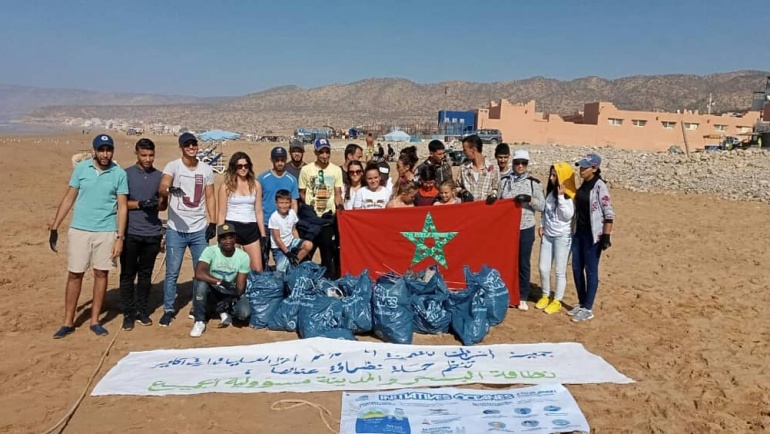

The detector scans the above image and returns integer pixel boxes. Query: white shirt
[225,193,257,223]
[353,187,390,209]
[344,185,362,210]
[541,191,575,237]
[268,209,299,249]
[163,159,215,232]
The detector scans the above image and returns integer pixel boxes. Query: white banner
[340,385,590,434]
[92,338,633,396]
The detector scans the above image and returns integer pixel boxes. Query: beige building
[476,99,763,151]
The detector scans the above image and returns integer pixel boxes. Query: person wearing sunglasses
[157,132,216,327]
[217,151,266,273]
[499,149,545,310]
[343,160,364,210]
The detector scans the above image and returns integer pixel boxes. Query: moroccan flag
[338,199,521,305]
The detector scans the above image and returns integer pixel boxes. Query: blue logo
[521,420,539,427]
[553,419,571,427]
[513,407,531,415]
[483,409,501,415]
[544,405,561,412]
[488,421,506,429]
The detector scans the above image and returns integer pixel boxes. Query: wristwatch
[116,235,125,240]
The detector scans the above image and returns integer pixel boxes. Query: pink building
[475,99,762,151]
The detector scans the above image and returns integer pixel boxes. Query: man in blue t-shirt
[190,224,251,337]
[257,146,299,267]
[119,138,168,331]
[49,134,128,339]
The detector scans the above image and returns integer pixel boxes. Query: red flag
[338,199,521,305]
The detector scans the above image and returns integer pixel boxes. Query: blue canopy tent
[383,130,410,142]
[198,130,241,142]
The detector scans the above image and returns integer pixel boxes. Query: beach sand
[1,132,768,433]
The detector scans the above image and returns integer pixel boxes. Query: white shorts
[68,228,117,272]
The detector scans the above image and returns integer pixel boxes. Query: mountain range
[15,70,770,132]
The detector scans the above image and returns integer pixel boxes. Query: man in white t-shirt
[353,163,390,209]
[269,189,313,272]
[157,132,216,327]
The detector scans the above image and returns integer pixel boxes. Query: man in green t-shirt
[190,224,250,337]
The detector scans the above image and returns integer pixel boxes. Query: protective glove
[205,222,217,242]
[485,190,498,205]
[138,198,159,210]
[458,190,474,203]
[215,296,238,314]
[168,186,185,197]
[260,237,270,259]
[600,234,612,251]
[287,251,300,267]
[49,229,58,252]
[212,280,239,297]
[514,194,532,204]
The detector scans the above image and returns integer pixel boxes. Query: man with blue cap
[49,133,128,338]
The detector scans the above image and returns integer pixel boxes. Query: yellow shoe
[535,296,550,310]
[544,299,562,314]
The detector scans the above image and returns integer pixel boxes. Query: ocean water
[0,120,71,134]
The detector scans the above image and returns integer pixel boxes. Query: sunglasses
[181,142,198,148]
[236,164,251,169]
[513,160,529,166]
[349,170,362,175]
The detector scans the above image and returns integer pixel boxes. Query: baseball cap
[576,153,602,168]
[217,223,236,238]
[289,139,305,152]
[512,149,530,161]
[314,138,331,151]
[92,134,114,149]
[271,146,287,160]
[178,132,197,147]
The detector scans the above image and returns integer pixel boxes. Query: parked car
[461,129,502,145]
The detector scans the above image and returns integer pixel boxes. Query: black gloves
[260,237,271,267]
[458,190,474,203]
[168,186,185,197]
[514,194,532,204]
[287,251,300,267]
[205,223,217,242]
[213,280,239,297]
[215,297,238,314]
[485,192,498,205]
[138,198,159,210]
[49,229,58,252]
[600,234,612,251]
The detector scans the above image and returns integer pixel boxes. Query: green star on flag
[401,212,458,267]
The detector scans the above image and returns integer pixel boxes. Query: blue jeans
[571,231,602,310]
[539,233,572,300]
[518,226,536,302]
[163,228,207,313]
[192,280,250,322]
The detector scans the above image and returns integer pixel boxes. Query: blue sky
[1,0,768,96]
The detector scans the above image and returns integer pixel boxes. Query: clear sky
[1,0,768,96]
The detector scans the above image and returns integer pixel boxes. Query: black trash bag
[245,270,286,329]
[464,265,509,326]
[268,262,326,332]
[372,274,413,344]
[406,266,450,334]
[447,284,490,346]
[337,270,373,334]
[297,295,355,340]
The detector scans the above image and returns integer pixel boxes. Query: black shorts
[225,220,261,245]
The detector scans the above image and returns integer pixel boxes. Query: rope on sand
[270,399,339,433]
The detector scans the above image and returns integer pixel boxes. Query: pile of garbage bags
[244,262,509,346]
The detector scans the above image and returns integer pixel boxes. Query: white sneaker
[190,321,206,337]
[218,312,232,328]
[518,301,529,311]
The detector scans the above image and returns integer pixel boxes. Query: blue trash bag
[372,274,413,344]
[336,270,373,334]
[268,262,325,332]
[297,295,355,340]
[447,284,490,346]
[464,265,509,326]
[245,270,286,329]
[406,266,450,334]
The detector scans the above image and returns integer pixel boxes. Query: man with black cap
[258,146,299,267]
[157,132,216,327]
[286,139,306,179]
[190,223,251,337]
[49,133,128,338]
[416,139,453,185]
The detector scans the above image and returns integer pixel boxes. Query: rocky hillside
[26,70,769,132]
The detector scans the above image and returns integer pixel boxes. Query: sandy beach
[1,131,769,433]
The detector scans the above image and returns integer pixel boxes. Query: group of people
[48,131,614,340]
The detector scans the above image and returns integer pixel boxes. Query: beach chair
[207,152,226,174]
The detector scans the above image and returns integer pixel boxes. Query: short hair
[494,143,510,156]
[275,189,292,201]
[462,134,483,152]
[364,162,380,175]
[135,138,155,151]
[344,144,363,160]
[428,139,445,153]
[418,164,436,181]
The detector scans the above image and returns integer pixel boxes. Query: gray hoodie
[499,173,545,230]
